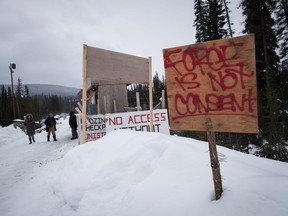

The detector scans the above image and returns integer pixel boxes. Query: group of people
[24,111,78,144]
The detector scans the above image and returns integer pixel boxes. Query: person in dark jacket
[24,114,36,144]
[69,111,78,139]
[44,113,57,141]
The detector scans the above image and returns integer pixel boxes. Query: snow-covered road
[0,119,78,214]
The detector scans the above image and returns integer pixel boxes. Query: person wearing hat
[44,113,57,141]
[24,114,36,144]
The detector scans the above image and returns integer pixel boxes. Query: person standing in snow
[69,111,78,140]
[24,114,36,144]
[45,113,57,141]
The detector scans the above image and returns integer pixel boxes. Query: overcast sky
[0,0,243,89]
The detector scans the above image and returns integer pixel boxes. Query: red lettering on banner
[154,113,159,122]
[134,115,141,123]
[128,116,134,124]
[126,113,168,125]
[107,117,123,125]
[141,114,147,123]
[86,132,106,141]
[160,113,166,121]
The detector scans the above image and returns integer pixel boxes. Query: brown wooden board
[97,84,128,114]
[163,34,258,133]
[86,46,149,84]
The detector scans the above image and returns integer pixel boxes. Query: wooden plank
[205,117,223,200]
[97,84,128,114]
[161,90,166,109]
[163,34,258,133]
[148,57,154,132]
[136,92,141,111]
[86,46,149,84]
[82,44,88,144]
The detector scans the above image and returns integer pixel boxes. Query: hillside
[2,84,80,97]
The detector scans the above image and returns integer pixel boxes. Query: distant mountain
[2,84,80,97]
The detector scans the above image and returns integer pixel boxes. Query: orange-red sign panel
[163,34,258,133]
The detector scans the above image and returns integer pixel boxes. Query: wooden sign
[81,45,152,143]
[86,46,149,85]
[163,34,258,133]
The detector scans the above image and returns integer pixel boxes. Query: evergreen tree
[127,74,166,109]
[7,86,14,121]
[206,0,229,40]
[24,85,30,97]
[222,0,234,37]
[241,0,287,161]
[193,0,208,42]
[279,60,288,141]
[194,0,231,42]
[0,85,10,126]
[15,77,24,118]
[275,0,288,60]
[153,72,163,104]
[15,77,24,99]
[276,0,288,126]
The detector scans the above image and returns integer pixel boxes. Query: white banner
[82,110,170,143]
[86,114,106,142]
[105,109,170,135]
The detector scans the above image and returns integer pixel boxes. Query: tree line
[0,78,79,126]
[0,74,165,127]
[192,0,288,161]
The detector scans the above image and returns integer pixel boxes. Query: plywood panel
[163,34,258,133]
[98,84,128,114]
[87,46,149,84]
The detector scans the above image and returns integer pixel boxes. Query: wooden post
[106,95,111,113]
[136,92,141,111]
[75,107,82,145]
[97,99,100,115]
[113,100,117,113]
[81,44,88,144]
[161,89,165,109]
[103,96,107,114]
[205,117,223,200]
[148,57,154,132]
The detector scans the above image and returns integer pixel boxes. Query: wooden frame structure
[81,44,153,144]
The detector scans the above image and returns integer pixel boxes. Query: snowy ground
[1,117,288,216]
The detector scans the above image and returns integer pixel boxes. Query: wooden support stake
[103,96,107,114]
[136,92,141,111]
[106,95,111,113]
[97,99,100,114]
[75,108,82,145]
[161,89,165,109]
[81,44,88,144]
[113,100,117,113]
[205,118,223,200]
[75,107,82,115]
[148,57,154,132]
